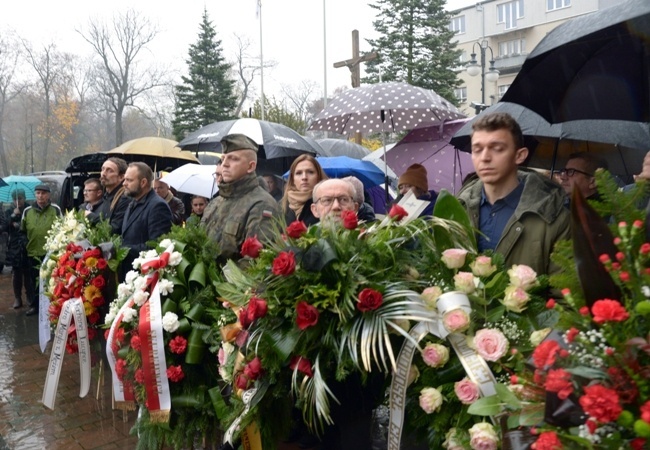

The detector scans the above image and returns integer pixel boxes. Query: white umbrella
[159,163,218,199]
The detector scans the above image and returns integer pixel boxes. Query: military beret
[220,133,259,154]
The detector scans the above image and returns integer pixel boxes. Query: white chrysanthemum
[133,290,149,307]
[162,312,180,332]
[158,279,174,296]
[169,251,182,266]
[159,239,173,249]
[122,307,138,323]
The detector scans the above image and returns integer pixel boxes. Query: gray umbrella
[315,139,371,159]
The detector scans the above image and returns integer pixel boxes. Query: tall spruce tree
[363,0,461,104]
[172,9,238,140]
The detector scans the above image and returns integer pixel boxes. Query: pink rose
[421,286,442,308]
[454,271,476,294]
[443,309,470,333]
[507,264,538,290]
[473,328,509,362]
[470,256,497,277]
[468,422,499,450]
[421,343,449,368]
[501,285,531,313]
[443,428,464,450]
[418,387,443,414]
[441,248,468,269]
[454,378,480,404]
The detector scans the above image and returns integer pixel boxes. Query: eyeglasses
[83,189,102,193]
[558,168,593,178]
[315,196,354,207]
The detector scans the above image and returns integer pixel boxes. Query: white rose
[530,328,552,347]
[419,387,444,414]
[507,265,538,291]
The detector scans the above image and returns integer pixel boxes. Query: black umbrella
[501,0,650,123]
[178,118,320,176]
[450,102,650,178]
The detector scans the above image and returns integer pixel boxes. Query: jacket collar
[218,172,260,198]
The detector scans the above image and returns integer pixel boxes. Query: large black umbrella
[450,102,650,178]
[501,0,650,123]
[178,118,320,176]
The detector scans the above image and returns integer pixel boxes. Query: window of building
[450,16,466,34]
[498,38,526,57]
[454,87,467,103]
[497,84,510,100]
[547,0,570,11]
[497,0,524,30]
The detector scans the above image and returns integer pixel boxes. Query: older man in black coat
[120,162,172,277]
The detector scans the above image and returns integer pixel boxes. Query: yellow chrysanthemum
[85,257,98,269]
[84,285,102,301]
[83,301,95,316]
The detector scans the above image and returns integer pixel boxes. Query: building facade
[447,0,618,115]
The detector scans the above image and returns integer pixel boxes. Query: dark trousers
[11,265,29,301]
[25,256,42,308]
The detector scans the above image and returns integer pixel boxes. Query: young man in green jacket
[457,112,570,277]
[21,184,62,316]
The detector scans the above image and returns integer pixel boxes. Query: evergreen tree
[249,96,307,134]
[172,9,238,140]
[363,0,461,104]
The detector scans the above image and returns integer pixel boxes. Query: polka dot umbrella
[308,81,466,135]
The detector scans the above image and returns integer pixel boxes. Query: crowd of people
[3,112,649,447]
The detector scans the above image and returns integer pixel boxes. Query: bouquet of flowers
[104,225,227,450]
[503,173,650,450]
[212,194,493,447]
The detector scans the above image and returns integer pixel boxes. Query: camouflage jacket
[202,172,279,265]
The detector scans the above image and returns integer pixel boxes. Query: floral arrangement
[104,225,227,450]
[501,174,650,450]
[43,210,126,354]
[211,193,504,447]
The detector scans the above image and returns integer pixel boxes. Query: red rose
[166,365,185,382]
[579,384,622,423]
[532,340,561,370]
[289,356,314,378]
[632,438,647,450]
[239,307,253,329]
[388,204,408,221]
[591,299,629,324]
[532,431,563,450]
[235,373,249,390]
[92,276,106,289]
[641,400,650,423]
[357,288,383,312]
[96,259,108,270]
[169,336,188,354]
[243,357,263,380]
[341,210,358,230]
[272,251,296,276]
[544,368,573,400]
[296,301,319,330]
[241,235,263,258]
[286,220,308,239]
[641,243,650,255]
[247,296,268,322]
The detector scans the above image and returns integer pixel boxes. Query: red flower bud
[546,299,556,309]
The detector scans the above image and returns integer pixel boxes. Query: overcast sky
[4,1,465,102]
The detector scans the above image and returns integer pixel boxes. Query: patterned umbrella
[308,81,466,135]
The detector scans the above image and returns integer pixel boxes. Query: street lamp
[466,40,500,114]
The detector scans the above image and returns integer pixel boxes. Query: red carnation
[286,220,308,239]
[166,365,185,382]
[357,288,383,312]
[579,384,622,423]
[565,327,579,343]
[532,431,563,450]
[388,204,408,221]
[532,340,561,370]
[296,301,319,330]
[169,336,188,354]
[130,335,142,351]
[289,356,314,378]
[272,251,296,276]
[544,368,573,400]
[240,235,263,258]
[134,368,145,384]
[591,299,629,324]
[115,359,128,381]
[341,210,358,230]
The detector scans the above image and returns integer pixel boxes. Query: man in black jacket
[86,157,130,234]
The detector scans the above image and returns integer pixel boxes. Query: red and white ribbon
[42,297,91,409]
[106,293,138,409]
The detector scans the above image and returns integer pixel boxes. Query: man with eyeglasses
[558,152,608,202]
[457,112,570,277]
[78,178,104,213]
[310,179,359,221]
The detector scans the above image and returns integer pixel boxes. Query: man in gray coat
[201,134,279,265]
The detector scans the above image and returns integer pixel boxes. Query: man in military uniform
[201,134,279,265]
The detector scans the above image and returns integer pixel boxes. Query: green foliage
[172,8,238,140]
[363,0,461,104]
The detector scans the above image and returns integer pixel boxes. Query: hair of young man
[84,178,102,190]
[567,152,609,175]
[471,112,525,150]
[106,157,129,175]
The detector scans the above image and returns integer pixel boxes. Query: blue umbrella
[284,156,386,189]
[0,175,43,202]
